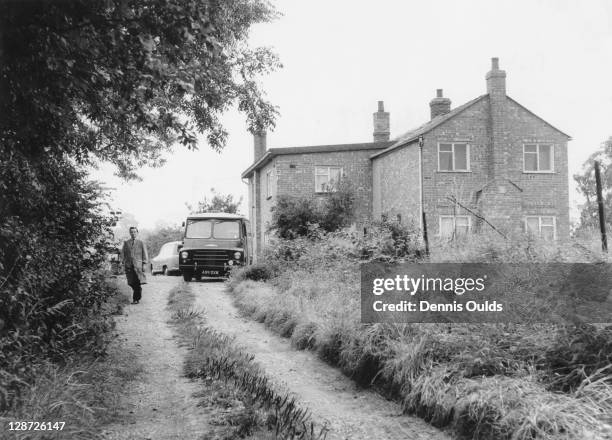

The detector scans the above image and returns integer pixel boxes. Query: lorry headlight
[233,251,241,260]
[180,251,188,259]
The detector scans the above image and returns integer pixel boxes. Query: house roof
[371,94,571,160]
[241,141,394,178]
[370,95,488,160]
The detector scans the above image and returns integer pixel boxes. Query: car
[150,241,181,276]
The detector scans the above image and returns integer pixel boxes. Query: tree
[187,188,243,214]
[142,224,183,258]
[0,0,280,179]
[574,137,612,231]
[0,0,279,407]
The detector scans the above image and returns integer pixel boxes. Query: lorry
[178,212,251,281]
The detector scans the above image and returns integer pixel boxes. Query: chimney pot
[373,101,390,142]
[486,57,506,96]
[429,90,451,119]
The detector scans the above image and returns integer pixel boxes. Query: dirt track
[191,279,451,440]
[101,275,450,440]
[101,276,210,440]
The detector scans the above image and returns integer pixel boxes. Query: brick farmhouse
[242,58,571,257]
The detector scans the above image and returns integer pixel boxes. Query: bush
[238,263,276,282]
[361,219,423,262]
[0,152,116,410]
[270,179,355,239]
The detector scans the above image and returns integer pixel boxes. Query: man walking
[122,226,149,304]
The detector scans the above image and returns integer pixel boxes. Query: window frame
[524,216,557,240]
[314,166,343,193]
[437,142,471,172]
[265,169,273,199]
[439,215,471,238]
[522,143,554,173]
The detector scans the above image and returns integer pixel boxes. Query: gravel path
[101,276,209,440]
[192,279,452,440]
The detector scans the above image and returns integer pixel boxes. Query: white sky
[90,0,612,229]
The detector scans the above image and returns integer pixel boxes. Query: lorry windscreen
[185,219,240,239]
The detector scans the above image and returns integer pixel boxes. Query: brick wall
[375,95,569,239]
[421,98,491,236]
[372,142,421,226]
[275,149,380,225]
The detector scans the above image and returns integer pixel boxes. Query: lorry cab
[179,212,251,281]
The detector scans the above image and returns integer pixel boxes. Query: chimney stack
[372,101,390,142]
[429,89,451,119]
[253,131,267,162]
[486,57,506,96]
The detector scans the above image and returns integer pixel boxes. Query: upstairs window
[525,216,556,240]
[438,143,469,171]
[523,144,553,172]
[439,215,471,238]
[315,166,342,192]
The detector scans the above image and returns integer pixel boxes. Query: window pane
[439,143,453,152]
[213,221,240,239]
[525,218,539,234]
[186,220,212,238]
[540,217,554,227]
[455,216,470,236]
[440,217,454,237]
[454,144,468,170]
[455,217,469,228]
[315,174,328,192]
[539,145,552,171]
[329,167,342,190]
[524,144,537,153]
[439,151,453,171]
[524,152,538,171]
[541,225,555,241]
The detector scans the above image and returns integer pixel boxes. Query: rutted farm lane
[192,279,451,440]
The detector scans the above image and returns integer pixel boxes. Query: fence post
[594,160,608,252]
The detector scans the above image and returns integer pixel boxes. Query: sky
[90,0,612,230]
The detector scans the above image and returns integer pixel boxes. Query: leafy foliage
[187,187,243,214]
[0,0,279,411]
[270,179,355,239]
[574,136,612,231]
[1,0,280,179]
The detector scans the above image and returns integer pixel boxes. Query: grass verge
[166,282,329,440]
[227,229,612,440]
[0,277,138,440]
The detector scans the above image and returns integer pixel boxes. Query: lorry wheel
[183,271,193,282]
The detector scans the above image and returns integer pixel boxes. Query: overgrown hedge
[0,151,116,410]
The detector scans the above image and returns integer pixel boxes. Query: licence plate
[202,270,219,275]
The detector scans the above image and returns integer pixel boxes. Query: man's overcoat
[122,239,148,284]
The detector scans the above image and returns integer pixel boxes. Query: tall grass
[229,230,612,439]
